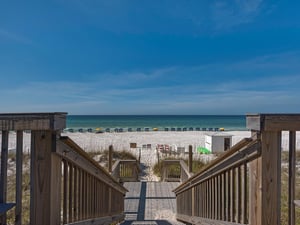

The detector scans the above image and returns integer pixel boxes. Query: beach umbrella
[197,147,211,154]
[153,127,158,131]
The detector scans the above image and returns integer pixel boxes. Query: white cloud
[1,50,300,114]
[0,28,33,45]
[211,0,264,30]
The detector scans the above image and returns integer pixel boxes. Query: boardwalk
[120,182,185,225]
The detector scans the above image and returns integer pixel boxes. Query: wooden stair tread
[294,200,300,207]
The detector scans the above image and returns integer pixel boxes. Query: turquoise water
[66,115,247,131]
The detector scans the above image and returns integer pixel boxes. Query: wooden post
[30,131,62,225]
[108,145,113,173]
[248,130,281,225]
[261,130,281,225]
[188,145,193,173]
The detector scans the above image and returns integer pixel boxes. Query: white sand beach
[62,130,300,152]
[62,131,252,153]
[3,130,300,155]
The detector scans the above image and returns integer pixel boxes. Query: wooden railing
[0,113,127,225]
[111,160,140,183]
[174,114,300,225]
[162,160,192,182]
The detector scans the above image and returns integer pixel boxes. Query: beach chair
[177,127,182,131]
[114,128,119,132]
[164,127,169,131]
[147,144,151,150]
[164,144,170,153]
[189,127,193,131]
[144,127,150,132]
[171,127,176,131]
[208,127,213,131]
[136,128,142,132]
[142,144,147,150]
[87,128,93,132]
[105,128,110,132]
[128,128,133,132]
[156,144,164,153]
[202,128,207,131]
[196,127,200,131]
[214,128,219,131]
[118,128,123,132]
[183,127,187,131]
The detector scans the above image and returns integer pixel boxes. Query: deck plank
[122,182,184,225]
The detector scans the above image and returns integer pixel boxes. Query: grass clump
[153,156,206,178]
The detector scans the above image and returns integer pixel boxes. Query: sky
[0,0,300,115]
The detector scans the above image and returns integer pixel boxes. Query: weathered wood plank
[15,130,23,225]
[289,131,296,225]
[30,131,62,225]
[176,214,245,225]
[66,213,125,225]
[261,131,281,225]
[176,143,259,198]
[57,137,127,194]
[249,157,262,225]
[247,114,300,131]
[0,112,67,130]
[0,130,9,223]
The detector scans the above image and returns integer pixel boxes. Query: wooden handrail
[174,114,300,225]
[175,138,253,191]
[57,137,127,224]
[58,136,127,193]
[0,113,128,225]
[174,138,259,194]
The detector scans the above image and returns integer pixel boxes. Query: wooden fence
[174,114,300,225]
[111,160,140,183]
[0,113,127,225]
[162,160,192,182]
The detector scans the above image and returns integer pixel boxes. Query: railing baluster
[231,168,236,222]
[237,166,242,223]
[15,130,23,225]
[73,165,77,221]
[288,131,296,225]
[0,130,9,223]
[68,162,73,222]
[63,159,68,224]
[242,163,248,224]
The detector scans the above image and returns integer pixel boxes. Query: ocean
[66,115,247,131]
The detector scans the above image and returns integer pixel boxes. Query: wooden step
[131,221,157,225]
[294,200,300,207]
[0,203,15,215]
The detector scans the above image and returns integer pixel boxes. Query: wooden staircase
[120,181,185,225]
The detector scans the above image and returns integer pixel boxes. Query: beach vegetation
[153,157,206,178]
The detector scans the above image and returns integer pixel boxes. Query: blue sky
[1,0,300,115]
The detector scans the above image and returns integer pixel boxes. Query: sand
[62,131,252,152]
[3,130,300,155]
